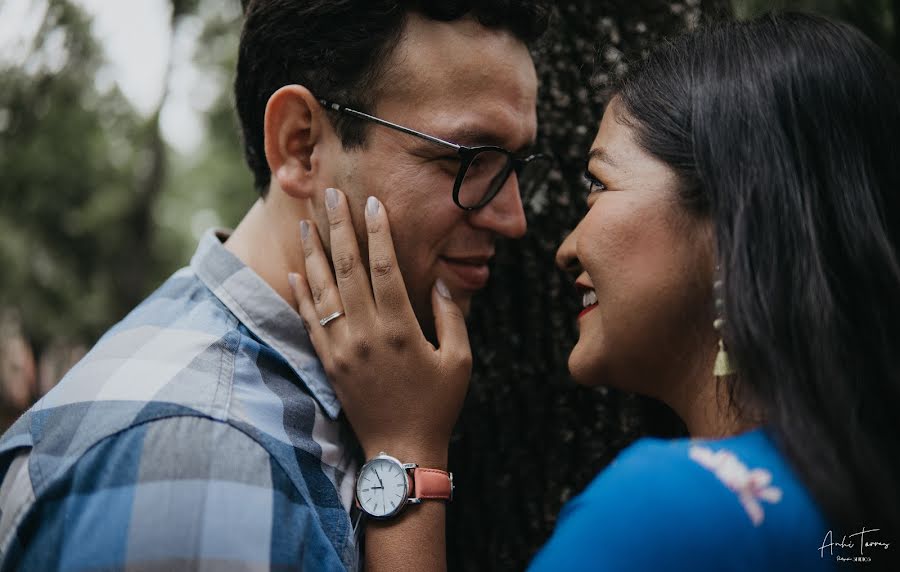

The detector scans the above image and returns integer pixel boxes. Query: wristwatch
[355,452,454,519]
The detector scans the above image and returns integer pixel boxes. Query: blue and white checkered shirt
[0,230,360,571]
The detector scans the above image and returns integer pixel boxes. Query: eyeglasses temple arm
[319,99,461,152]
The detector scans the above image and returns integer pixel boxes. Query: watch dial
[357,458,407,517]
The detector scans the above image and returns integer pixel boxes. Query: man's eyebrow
[588,147,619,168]
[437,125,536,153]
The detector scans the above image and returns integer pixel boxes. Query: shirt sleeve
[2,415,349,571]
[527,440,749,572]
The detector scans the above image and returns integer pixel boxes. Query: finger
[431,279,472,373]
[324,187,374,318]
[289,272,333,363]
[300,218,345,325]
[364,195,417,322]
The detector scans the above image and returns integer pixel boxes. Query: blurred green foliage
[0,0,250,354]
[0,0,150,346]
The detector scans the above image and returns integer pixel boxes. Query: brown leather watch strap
[410,467,453,501]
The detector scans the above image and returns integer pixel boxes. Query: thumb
[431,278,472,368]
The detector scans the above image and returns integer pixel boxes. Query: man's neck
[225,193,308,308]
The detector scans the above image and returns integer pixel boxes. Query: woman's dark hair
[614,11,900,559]
[235,0,550,196]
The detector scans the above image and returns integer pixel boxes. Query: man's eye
[429,155,460,175]
[582,171,607,194]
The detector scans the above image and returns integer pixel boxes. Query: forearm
[365,501,447,572]
[363,446,448,572]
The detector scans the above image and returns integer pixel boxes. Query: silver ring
[319,310,345,327]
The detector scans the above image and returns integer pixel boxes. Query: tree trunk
[116,0,199,315]
[446,2,729,570]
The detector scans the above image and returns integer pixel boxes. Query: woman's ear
[263,84,331,199]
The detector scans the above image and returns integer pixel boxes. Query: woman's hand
[289,188,472,467]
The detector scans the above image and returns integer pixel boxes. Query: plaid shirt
[0,230,360,571]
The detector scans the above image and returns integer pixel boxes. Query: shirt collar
[190,229,341,420]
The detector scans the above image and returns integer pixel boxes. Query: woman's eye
[582,171,607,194]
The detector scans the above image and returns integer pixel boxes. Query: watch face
[357,456,408,518]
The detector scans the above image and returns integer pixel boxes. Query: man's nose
[466,173,527,238]
[555,227,581,276]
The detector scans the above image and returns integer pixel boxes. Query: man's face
[324,14,538,337]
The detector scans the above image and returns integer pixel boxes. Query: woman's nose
[555,229,581,277]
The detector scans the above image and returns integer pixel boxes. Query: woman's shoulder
[582,428,830,531]
[583,429,793,524]
[530,428,835,571]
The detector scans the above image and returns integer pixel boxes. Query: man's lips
[439,256,492,290]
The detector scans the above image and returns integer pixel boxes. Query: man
[0,1,548,569]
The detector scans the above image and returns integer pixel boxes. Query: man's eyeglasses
[319,98,550,211]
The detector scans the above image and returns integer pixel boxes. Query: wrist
[362,443,448,470]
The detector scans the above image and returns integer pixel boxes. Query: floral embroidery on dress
[688,445,783,527]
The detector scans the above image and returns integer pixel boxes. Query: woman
[290,12,900,571]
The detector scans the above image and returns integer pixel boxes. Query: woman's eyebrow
[588,147,619,168]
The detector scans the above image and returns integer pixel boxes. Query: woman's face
[556,99,716,397]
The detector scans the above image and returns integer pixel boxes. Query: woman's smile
[578,289,598,318]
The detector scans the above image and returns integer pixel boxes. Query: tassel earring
[713,269,737,378]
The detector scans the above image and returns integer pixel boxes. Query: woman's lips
[578,303,598,319]
[577,285,598,319]
[440,257,491,290]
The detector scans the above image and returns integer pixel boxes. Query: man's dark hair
[235,0,550,196]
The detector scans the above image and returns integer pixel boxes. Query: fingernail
[300,220,309,241]
[288,272,298,288]
[366,196,380,218]
[436,278,451,300]
[326,187,338,210]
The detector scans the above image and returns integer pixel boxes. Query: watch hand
[374,469,384,487]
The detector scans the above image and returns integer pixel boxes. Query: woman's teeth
[582,289,598,308]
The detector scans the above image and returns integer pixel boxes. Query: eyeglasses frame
[319,98,548,210]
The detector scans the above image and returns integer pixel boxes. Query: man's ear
[263,85,331,199]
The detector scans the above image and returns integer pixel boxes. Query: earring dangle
[712,269,737,378]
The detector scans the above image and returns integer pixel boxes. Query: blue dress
[529,428,839,571]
